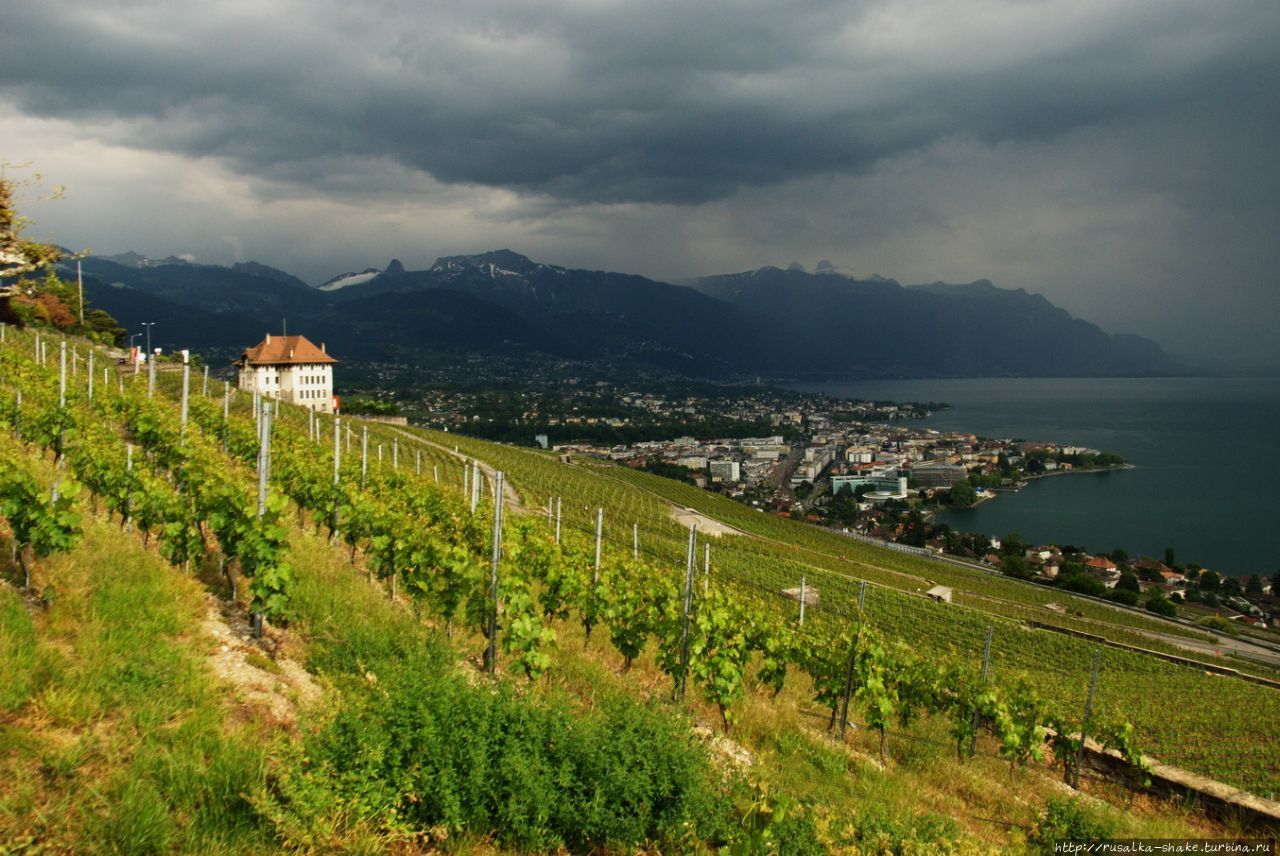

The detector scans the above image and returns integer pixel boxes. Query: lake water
[788,377,1280,577]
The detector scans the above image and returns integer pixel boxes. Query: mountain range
[71,250,1177,378]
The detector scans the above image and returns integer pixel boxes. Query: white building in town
[236,333,337,413]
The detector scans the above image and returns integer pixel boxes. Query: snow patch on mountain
[318,269,380,291]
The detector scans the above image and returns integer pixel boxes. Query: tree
[1145,592,1178,618]
[948,481,977,507]
[1000,532,1025,557]
[1116,572,1140,593]
[1057,572,1106,598]
[1001,555,1035,581]
[0,173,125,345]
[1198,569,1221,592]
[1164,546,1176,567]
[1107,587,1139,606]
[1109,547,1130,565]
[0,174,62,281]
[1221,576,1242,598]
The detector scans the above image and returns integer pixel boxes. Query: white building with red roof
[236,333,337,413]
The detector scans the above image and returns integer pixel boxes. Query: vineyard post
[857,580,867,611]
[179,350,190,435]
[147,352,156,398]
[33,329,38,362]
[470,462,481,513]
[633,522,638,560]
[124,444,133,532]
[253,390,260,433]
[704,542,710,593]
[798,576,807,626]
[555,497,562,544]
[222,386,230,449]
[485,470,505,675]
[331,416,341,536]
[345,423,351,453]
[416,448,421,476]
[87,350,93,402]
[41,339,47,366]
[463,462,469,502]
[676,523,697,701]
[257,401,272,518]
[1073,649,1102,789]
[393,438,398,470]
[59,340,66,407]
[202,365,209,397]
[0,322,4,343]
[251,401,273,638]
[969,626,993,757]
[838,619,862,741]
[433,464,438,483]
[57,340,66,460]
[360,426,368,488]
[378,444,382,466]
[594,508,603,572]
[71,347,77,380]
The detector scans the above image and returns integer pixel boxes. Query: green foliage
[269,650,726,852]
[0,464,82,569]
[690,586,753,731]
[947,481,977,507]
[1000,554,1035,580]
[599,556,654,671]
[0,589,39,710]
[1196,615,1237,635]
[1144,591,1178,618]
[853,632,897,762]
[1029,797,1116,851]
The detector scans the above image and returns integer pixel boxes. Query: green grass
[0,516,273,854]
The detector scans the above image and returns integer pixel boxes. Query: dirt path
[201,596,321,727]
[670,506,743,537]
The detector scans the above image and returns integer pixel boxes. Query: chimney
[265,333,271,343]
[321,342,326,353]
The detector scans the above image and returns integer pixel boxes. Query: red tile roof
[239,334,336,366]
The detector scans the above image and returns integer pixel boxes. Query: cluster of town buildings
[561,422,1084,505]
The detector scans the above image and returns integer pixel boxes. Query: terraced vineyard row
[399,425,1280,796]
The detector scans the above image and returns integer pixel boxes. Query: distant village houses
[236,333,337,413]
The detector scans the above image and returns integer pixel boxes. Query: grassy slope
[0,515,272,854]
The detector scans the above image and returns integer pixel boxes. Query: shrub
[269,661,729,851]
[1029,797,1115,851]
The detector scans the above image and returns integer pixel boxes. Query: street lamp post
[142,322,155,356]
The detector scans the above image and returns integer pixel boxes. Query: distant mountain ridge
[70,250,1178,377]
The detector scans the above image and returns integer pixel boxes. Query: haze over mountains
[73,250,1176,378]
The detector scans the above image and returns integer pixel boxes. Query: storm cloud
[2,0,1278,365]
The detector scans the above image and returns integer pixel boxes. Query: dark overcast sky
[2,0,1278,366]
